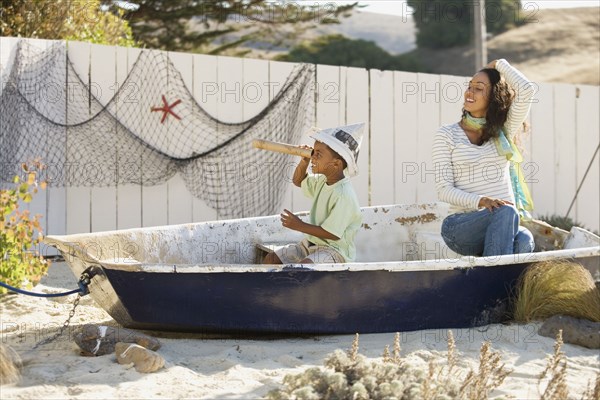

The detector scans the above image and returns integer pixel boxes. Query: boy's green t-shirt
[301,174,362,262]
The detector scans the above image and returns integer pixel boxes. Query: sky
[317,1,600,17]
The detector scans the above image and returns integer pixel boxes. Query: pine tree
[109,0,358,53]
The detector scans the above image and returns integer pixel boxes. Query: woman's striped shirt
[431,59,536,213]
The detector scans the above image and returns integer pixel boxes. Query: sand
[1,262,598,399]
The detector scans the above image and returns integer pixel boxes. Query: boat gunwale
[96,246,600,273]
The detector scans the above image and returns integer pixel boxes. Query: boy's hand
[299,145,313,162]
[280,209,304,230]
[292,149,312,187]
[280,209,340,240]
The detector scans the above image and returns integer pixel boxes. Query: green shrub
[0,164,49,295]
[277,34,423,72]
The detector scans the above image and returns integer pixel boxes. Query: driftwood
[521,219,569,252]
[74,324,161,356]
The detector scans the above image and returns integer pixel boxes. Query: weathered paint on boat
[44,203,600,334]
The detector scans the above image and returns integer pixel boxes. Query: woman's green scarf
[462,112,534,219]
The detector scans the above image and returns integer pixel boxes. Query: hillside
[408,7,600,85]
[196,7,598,85]
[312,10,415,55]
[490,6,599,85]
[192,9,415,58]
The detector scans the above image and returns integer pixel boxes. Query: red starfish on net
[151,95,182,124]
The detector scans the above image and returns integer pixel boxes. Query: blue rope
[0,281,84,297]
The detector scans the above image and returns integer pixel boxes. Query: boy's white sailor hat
[309,123,365,177]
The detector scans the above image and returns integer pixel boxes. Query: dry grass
[381,345,391,363]
[458,341,512,400]
[0,343,21,385]
[392,332,401,364]
[513,260,600,323]
[539,330,569,400]
[269,331,595,399]
[421,331,459,399]
[268,331,512,400]
[582,373,600,400]
[348,333,359,362]
[419,330,511,400]
[447,329,458,373]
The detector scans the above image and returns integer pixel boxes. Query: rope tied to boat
[0,271,91,297]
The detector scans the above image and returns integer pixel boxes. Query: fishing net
[0,40,315,218]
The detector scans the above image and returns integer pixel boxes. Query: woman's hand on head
[479,196,513,211]
[486,60,498,69]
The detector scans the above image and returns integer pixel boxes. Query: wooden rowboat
[43,202,600,334]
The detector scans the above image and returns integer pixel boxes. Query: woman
[432,59,536,257]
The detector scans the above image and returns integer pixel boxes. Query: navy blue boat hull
[100,263,528,334]
[44,203,600,334]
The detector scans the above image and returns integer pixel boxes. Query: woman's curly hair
[463,68,514,144]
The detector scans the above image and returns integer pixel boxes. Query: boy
[263,123,364,264]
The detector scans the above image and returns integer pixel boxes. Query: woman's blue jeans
[441,205,534,257]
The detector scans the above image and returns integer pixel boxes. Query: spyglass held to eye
[252,139,313,158]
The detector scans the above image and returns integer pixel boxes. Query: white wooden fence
[1,37,598,250]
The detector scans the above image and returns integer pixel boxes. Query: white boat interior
[45,203,600,277]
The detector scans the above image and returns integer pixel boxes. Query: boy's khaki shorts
[274,239,345,264]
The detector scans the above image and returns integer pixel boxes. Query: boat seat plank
[254,242,289,263]
[255,242,288,253]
